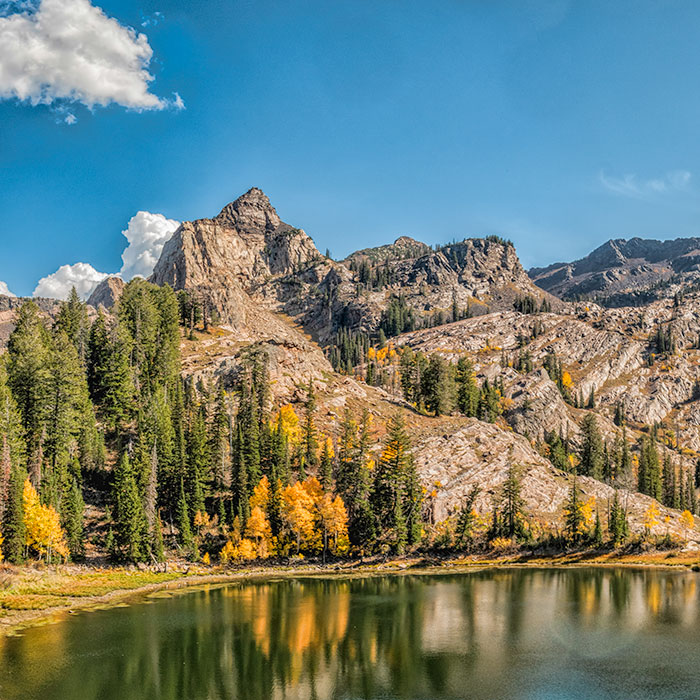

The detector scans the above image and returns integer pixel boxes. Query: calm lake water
[1,568,699,699]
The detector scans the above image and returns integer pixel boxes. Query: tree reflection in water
[2,568,700,700]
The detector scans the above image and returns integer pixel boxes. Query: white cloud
[0,0,183,111]
[32,210,180,301]
[599,170,692,199]
[0,280,15,297]
[119,211,180,281]
[33,262,108,300]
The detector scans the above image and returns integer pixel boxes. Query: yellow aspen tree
[643,501,660,538]
[680,509,694,534]
[281,480,317,554]
[23,479,69,562]
[249,476,270,512]
[273,404,302,446]
[245,505,272,558]
[318,493,350,558]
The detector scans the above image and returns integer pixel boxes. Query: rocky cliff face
[150,189,557,342]
[87,276,125,310]
[151,187,323,328]
[529,236,700,305]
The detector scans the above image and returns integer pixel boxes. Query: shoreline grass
[1,549,699,636]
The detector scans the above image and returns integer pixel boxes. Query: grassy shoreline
[1,549,699,637]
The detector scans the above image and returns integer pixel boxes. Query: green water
[1,568,699,699]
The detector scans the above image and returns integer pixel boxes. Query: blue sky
[2,0,700,297]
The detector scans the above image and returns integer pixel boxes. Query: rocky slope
[145,187,700,541]
[530,236,700,305]
[151,188,558,343]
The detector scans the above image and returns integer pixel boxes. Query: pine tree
[43,330,93,508]
[579,414,604,480]
[455,486,480,548]
[62,471,85,560]
[232,423,250,524]
[593,508,603,547]
[638,434,662,500]
[176,478,194,554]
[455,357,479,417]
[112,452,146,562]
[210,386,230,489]
[2,464,26,564]
[662,452,676,508]
[608,491,629,545]
[54,287,90,363]
[143,442,161,560]
[564,474,584,544]
[421,354,455,416]
[497,463,526,540]
[7,301,51,485]
[373,412,422,553]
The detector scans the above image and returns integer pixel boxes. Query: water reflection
[2,568,700,699]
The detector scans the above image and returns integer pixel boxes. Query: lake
[1,568,699,699]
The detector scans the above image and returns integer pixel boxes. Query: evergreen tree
[421,354,455,416]
[372,412,422,553]
[2,464,26,564]
[62,470,85,560]
[662,452,676,508]
[497,463,526,540]
[455,357,479,417]
[186,408,209,517]
[210,386,230,489]
[608,491,629,545]
[112,453,147,562]
[593,508,603,547]
[54,287,90,363]
[579,414,604,480]
[176,478,194,555]
[638,434,662,500]
[564,474,584,544]
[455,486,480,548]
[7,301,51,485]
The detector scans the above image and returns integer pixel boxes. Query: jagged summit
[214,187,283,233]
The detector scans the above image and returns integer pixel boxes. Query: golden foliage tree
[23,479,69,562]
[245,505,272,558]
[281,480,318,554]
[273,404,301,446]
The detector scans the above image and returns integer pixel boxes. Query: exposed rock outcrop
[87,276,125,310]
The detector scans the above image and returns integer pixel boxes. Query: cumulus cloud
[33,262,108,300]
[119,211,180,281]
[0,0,183,111]
[32,210,180,301]
[0,280,15,297]
[599,170,692,199]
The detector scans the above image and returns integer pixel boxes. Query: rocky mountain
[146,187,700,542]
[87,276,125,310]
[4,188,700,543]
[529,236,700,305]
[152,188,559,344]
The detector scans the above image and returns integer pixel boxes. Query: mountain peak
[214,187,281,231]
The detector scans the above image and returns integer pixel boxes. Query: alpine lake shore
[2,549,700,638]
